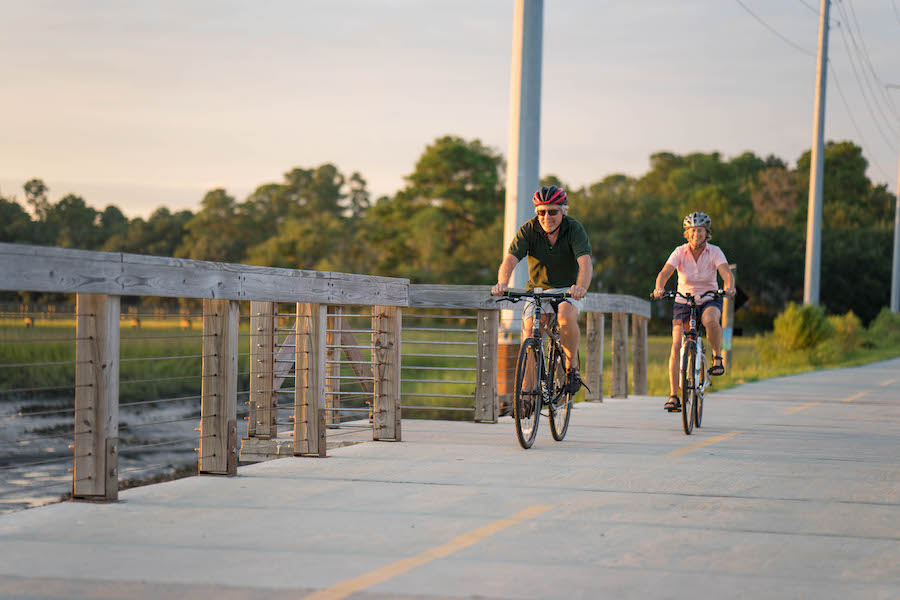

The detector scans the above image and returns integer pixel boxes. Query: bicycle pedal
[666,407,682,413]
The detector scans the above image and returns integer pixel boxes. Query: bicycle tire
[696,353,707,428]
[548,346,572,441]
[681,341,695,435]
[513,338,542,449]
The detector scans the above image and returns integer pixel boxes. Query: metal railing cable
[399,309,479,417]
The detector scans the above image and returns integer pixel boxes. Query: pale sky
[2,0,899,218]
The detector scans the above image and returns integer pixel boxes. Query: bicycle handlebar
[651,289,723,302]
[495,290,571,304]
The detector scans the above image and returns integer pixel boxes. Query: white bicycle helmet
[683,211,711,229]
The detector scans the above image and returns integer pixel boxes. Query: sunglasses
[536,209,560,217]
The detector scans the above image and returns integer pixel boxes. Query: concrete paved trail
[1,358,899,599]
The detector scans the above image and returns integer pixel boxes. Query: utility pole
[498,0,543,413]
[892,150,900,313]
[502,0,543,330]
[804,0,830,306]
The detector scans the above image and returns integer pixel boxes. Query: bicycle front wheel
[681,341,695,435]
[513,338,542,449]
[548,347,572,441]
[696,353,707,428]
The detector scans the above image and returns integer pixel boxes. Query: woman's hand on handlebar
[651,287,666,299]
[491,282,509,297]
[724,286,736,298]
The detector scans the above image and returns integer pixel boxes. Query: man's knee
[558,302,578,322]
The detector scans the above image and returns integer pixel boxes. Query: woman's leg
[669,321,683,397]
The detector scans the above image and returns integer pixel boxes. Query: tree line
[1,136,895,330]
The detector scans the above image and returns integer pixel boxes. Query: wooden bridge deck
[1,358,899,599]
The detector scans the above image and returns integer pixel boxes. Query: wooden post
[74,293,119,501]
[475,309,499,422]
[610,312,629,398]
[200,299,239,475]
[249,301,276,438]
[585,312,604,402]
[325,306,342,427]
[632,315,648,395]
[295,303,327,456]
[722,264,737,373]
[373,305,402,441]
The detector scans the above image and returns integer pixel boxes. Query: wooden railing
[0,242,650,503]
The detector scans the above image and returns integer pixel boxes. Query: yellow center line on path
[667,430,743,457]
[785,401,819,415]
[842,392,868,403]
[304,504,554,600]
[881,378,897,387]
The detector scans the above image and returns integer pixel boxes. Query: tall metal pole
[804,0,830,306]
[502,0,543,333]
[891,150,900,313]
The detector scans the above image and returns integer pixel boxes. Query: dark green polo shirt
[508,216,592,290]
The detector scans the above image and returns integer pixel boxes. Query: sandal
[664,395,681,412]
[709,355,725,376]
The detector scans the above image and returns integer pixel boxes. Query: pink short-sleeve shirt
[666,243,728,304]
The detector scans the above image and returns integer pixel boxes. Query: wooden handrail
[0,243,408,306]
[408,284,650,318]
[3,243,652,502]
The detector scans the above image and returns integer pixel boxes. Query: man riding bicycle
[652,211,735,411]
[491,185,592,394]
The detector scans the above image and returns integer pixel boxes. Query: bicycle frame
[678,295,711,397]
[499,288,575,448]
[523,290,570,409]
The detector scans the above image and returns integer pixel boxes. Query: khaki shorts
[522,287,584,320]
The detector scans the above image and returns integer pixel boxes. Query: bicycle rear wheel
[513,338,542,449]
[548,346,572,441]
[681,341,695,435]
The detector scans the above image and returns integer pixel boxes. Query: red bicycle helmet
[532,185,567,206]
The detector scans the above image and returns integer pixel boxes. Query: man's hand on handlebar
[491,282,509,297]
[724,286,736,298]
[651,288,666,299]
[568,284,586,300]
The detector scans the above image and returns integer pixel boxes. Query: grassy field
[3,315,899,413]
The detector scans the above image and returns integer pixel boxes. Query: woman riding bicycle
[491,185,592,393]
[652,212,735,411]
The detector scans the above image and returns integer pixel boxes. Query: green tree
[0,196,34,243]
[103,207,193,257]
[750,167,802,228]
[176,189,247,262]
[357,135,504,282]
[23,178,51,222]
[98,205,129,243]
[795,141,889,229]
[47,194,102,249]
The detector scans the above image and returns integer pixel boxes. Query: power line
[732,0,895,182]
[839,0,900,128]
[829,63,894,181]
[832,1,900,144]
[798,0,821,15]
[733,0,816,56]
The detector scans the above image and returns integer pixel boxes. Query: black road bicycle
[499,289,579,449]
[652,289,721,435]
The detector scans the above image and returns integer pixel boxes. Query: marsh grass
[3,313,898,416]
